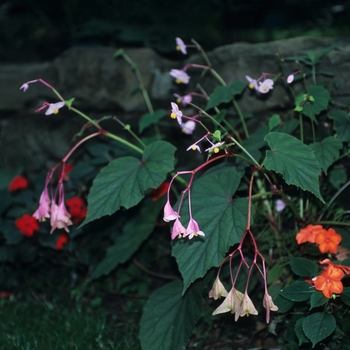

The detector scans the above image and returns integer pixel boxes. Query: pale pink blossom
[184,217,205,239]
[181,120,196,134]
[50,200,72,233]
[20,83,30,92]
[170,69,190,84]
[287,74,294,83]
[186,143,201,152]
[171,218,187,240]
[174,93,192,106]
[175,37,187,54]
[33,188,51,222]
[239,292,258,318]
[170,102,183,125]
[212,288,244,321]
[263,292,278,323]
[45,102,65,115]
[245,75,259,91]
[258,79,274,94]
[163,201,179,222]
[205,142,225,153]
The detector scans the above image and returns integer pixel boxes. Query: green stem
[299,113,304,143]
[113,117,146,148]
[104,131,143,154]
[233,99,249,138]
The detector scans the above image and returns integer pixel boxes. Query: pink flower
[171,218,187,239]
[175,37,187,54]
[184,217,205,239]
[258,79,274,94]
[50,200,73,233]
[170,69,190,84]
[245,75,258,91]
[174,93,192,106]
[33,188,51,222]
[45,102,65,115]
[20,83,30,92]
[170,102,183,125]
[181,120,196,134]
[163,201,179,222]
[287,74,294,83]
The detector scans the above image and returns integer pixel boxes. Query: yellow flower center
[191,146,197,151]
[176,79,185,84]
[214,147,220,153]
[176,45,181,51]
[262,86,268,92]
[248,83,254,89]
[170,112,177,119]
[53,109,59,114]
[176,98,181,104]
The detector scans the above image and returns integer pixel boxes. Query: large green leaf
[295,85,330,122]
[206,81,246,110]
[290,257,318,277]
[139,109,166,133]
[309,137,342,174]
[309,291,328,310]
[302,313,336,348]
[172,168,248,293]
[139,279,203,350]
[328,110,350,142]
[90,199,164,280]
[264,132,323,202]
[84,141,176,224]
[295,317,309,346]
[280,281,314,302]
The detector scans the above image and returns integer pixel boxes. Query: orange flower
[313,264,344,298]
[295,224,324,245]
[315,228,342,254]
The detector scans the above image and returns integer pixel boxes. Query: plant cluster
[2,37,350,349]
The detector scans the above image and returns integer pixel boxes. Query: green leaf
[139,279,203,350]
[328,110,350,142]
[205,81,245,110]
[302,313,336,347]
[295,317,309,346]
[84,141,176,225]
[65,97,75,108]
[295,85,330,122]
[340,287,350,306]
[329,167,347,189]
[206,86,233,110]
[90,199,164,280]
[309,137,342,174]
[290,257,318,277]
[268,284,294,312]
[264,132,323,202]
[280,281,314,302]
[269,114,281,131]
[172,168,248,293]
[229,80,246,96]
[267,262,286,284]
[309,291,328,310]
[139,109,166,133]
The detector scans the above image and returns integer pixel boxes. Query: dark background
[1,0,350,63]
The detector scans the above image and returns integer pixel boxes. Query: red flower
[15,214,39,237]
[315,228,342,254]
[313,264,344,298]
[66,197,87,224]
[56,234,68,250]
[9,175,29,192]
[149,182,170,201]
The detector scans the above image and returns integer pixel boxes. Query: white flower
[186,144,201,152]
[205,142,225,153]
[45,102,65,115]
[245,75,258,91]
[258,79,274,94]
[175,37,187,55]
[181,120,196,134]
[287,74,294,84]
[170,69,190,84]
[170,102,183,125]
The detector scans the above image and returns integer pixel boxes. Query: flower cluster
[33,165,73,233]
[245,75,274,94]
[15,214,40,237]
[170,102,197,135]
[296,224,342,254]
[8,175,29,192]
